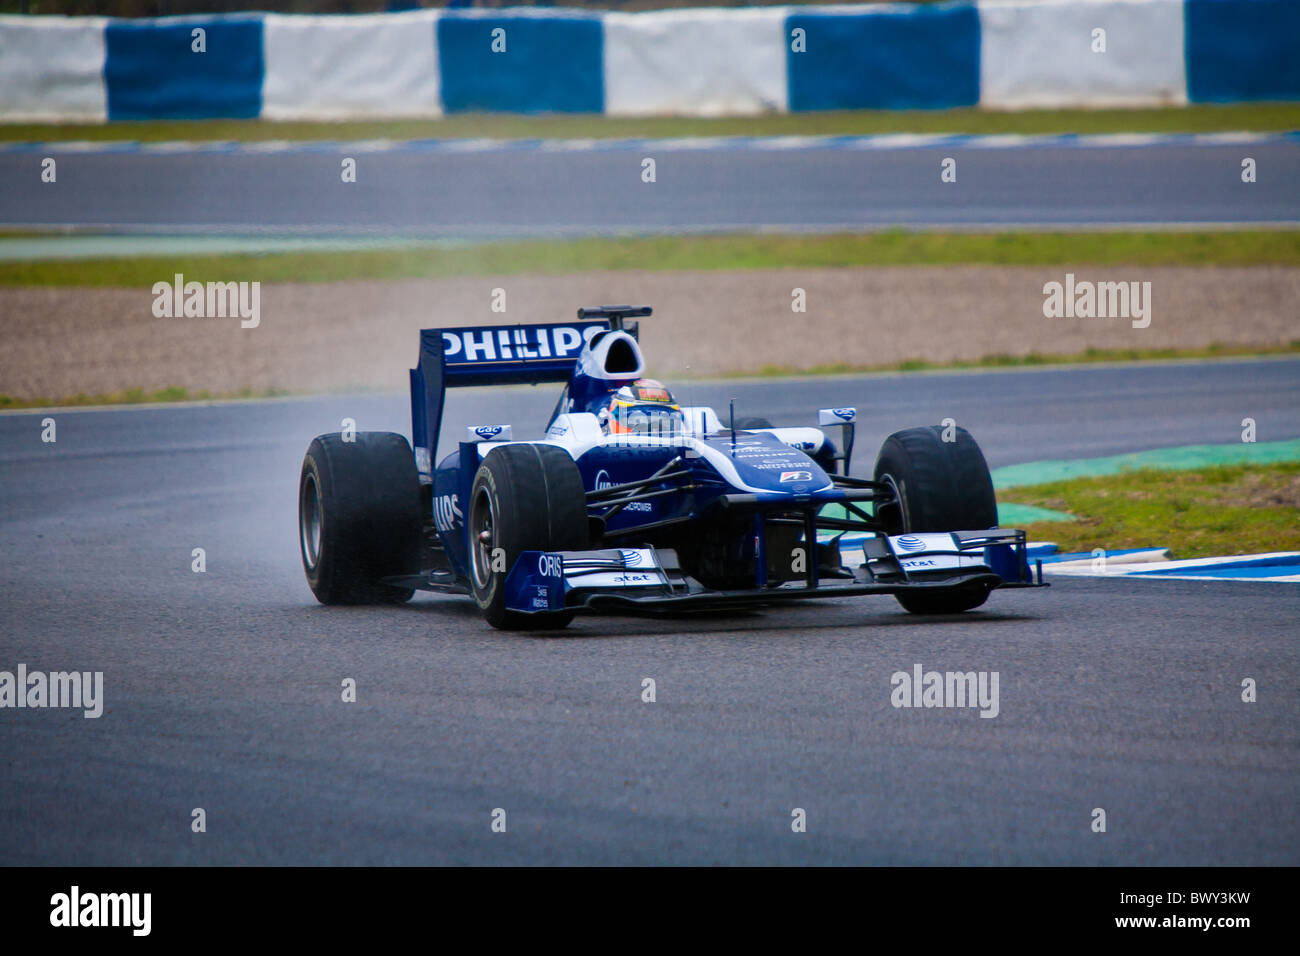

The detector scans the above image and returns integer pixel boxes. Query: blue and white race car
[298,306,1044,629]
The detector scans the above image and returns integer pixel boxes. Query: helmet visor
[610,403,685,436]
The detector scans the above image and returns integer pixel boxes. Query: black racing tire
[468,443,589,630]
[299,432,423,605]
[873,425,998,615]
[734,416,773,430]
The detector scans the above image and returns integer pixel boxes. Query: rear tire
[468,444,589,630]
[299,432,423,605]
[873,425,998,614]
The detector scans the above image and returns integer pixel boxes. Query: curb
[2,130,1298,156]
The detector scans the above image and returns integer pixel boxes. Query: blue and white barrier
[789,3,981,111]
[1,1,1297,123]
[263,11,443,120]
[604,8,788,117]
[1185,0,1300,103]
[437,9,605,114]
[105,15,264,120]
[979,0,1187,109]
[0,15,108,122]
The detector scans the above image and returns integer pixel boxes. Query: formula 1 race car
[298,306,1045,629]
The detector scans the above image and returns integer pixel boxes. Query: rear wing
[410,319,609,477]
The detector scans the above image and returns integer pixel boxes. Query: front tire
[468,443,589,630]
[873,425,998,615]
[299,432,423,605]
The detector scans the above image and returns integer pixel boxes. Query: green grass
[0,385,290,410]
[999,462,1300,559]
[3,229,1298,287]
[750,342,1300,378]
[3,103,1298,143]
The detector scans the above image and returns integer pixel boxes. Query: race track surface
[3,135,1299,234]
[2,360,1298,864]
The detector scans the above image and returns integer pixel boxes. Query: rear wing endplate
[410,320,609,477]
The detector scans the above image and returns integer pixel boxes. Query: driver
[598,379,685,437]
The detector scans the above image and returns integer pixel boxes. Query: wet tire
[467,443,589,630]
[873,425,998,614]
[299,432,423,605]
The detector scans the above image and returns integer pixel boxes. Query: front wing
[504,529,1047,615]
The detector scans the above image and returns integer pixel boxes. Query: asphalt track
[2,358,1298,865]
[2,135,1299,235]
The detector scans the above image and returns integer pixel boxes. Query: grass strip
[3,103,1298,143]
[2,230,1298,288]
[999,461,1300,559]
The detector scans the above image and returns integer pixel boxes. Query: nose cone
[707,433,832,494]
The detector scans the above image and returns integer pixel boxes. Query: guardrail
[1,1,1296,122]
